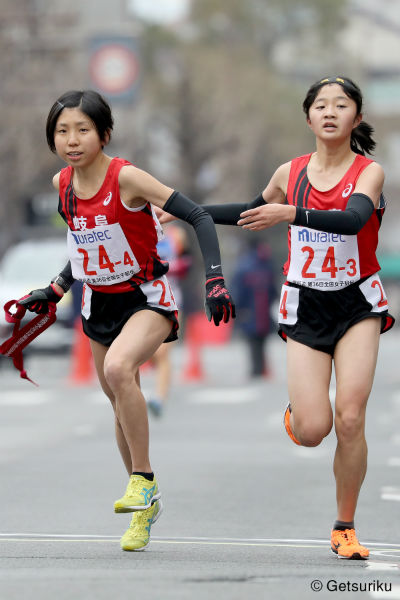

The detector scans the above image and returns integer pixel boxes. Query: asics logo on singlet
[297,229,346,243]
[103,192,112,206]
[342,183,353,198]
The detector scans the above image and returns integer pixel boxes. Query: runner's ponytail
[351,121,376,156]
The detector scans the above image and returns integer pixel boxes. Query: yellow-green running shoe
[114,474,161,513]
[120,499,163,552]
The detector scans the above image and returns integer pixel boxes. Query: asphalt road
[1,333,400,600]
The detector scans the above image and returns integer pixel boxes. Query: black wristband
[51,274,71,293]
[52,260,74,292]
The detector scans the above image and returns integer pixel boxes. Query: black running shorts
[81,275,179,347]
[278,273,394,355]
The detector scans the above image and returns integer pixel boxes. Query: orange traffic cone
[181,312,205,381]
[68,317,95,385]
[181,311,233,381]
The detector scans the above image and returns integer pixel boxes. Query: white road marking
[381,487,400,502]
[292,445,331,459]
[87,391,109,404]
[73,424,95,436]
[369,585,400,599]
[390,391,400,406]
[1,533,400,552]
[0,390,51,406]
[366,561,400,571]
[188,388,257,404]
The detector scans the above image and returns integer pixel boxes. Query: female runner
[162,76,394,559]
[20,90,235,551]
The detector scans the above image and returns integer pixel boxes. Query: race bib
[278,284,299,325]
[68,223,140,286]
[359,274,388,312]
[141,275,178,312]
[287,225,360,291]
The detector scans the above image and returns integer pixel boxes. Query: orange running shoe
[283,404,300,445]
[331,528,369,560]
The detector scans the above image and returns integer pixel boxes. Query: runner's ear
[102,129,111,147]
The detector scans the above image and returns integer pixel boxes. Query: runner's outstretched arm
[162,191,235,325]
[201,194,266,225]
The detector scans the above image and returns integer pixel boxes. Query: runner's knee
[103,355,139,391]
[335,405,365,441]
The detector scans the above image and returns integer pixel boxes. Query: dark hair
[46,90,114,153]
[302,76,375,155]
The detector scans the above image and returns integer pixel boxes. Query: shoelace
[127,478,140,493]
[126,476,146,493]
[127,479,154,499]
[340,529,359,546]
[129,509,155,535]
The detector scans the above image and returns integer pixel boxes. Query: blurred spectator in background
[146,223,192,416]
[231,240,277,378]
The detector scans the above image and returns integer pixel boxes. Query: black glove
[205,277,236,326]
[18,284,63,314]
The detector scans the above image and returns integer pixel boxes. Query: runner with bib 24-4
[181,76,394,560]
[18,90,235,553]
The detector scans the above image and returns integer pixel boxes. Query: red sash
[0,300,57,385]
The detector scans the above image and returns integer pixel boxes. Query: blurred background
[2,6,400,591]
[1,0,400,363]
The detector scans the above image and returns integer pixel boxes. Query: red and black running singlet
[58,157,168,294]
[283,153,385,290]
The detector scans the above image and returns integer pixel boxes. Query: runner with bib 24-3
[183,76,394,560]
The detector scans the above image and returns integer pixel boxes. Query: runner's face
[53,108,104,167]
[307,84,362,142]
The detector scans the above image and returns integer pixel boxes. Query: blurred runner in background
[146,224,192,417]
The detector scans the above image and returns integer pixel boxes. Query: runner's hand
[205,277,236,326]
[154,205,177,224]
[18,284,63,314]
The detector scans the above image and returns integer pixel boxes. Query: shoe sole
[114,491,162,513]
[121,499,164,552]
[152,498,164,525]
[331,547,369,560]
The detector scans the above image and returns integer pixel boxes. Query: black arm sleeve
[202,194,266,225]
[293,193,374,235]
[59,261,74,285]
[163,191,223,279]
